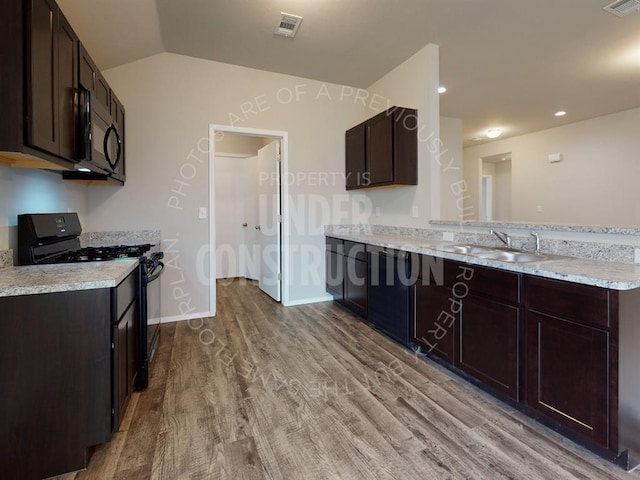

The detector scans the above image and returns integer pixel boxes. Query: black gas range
[17,213,163,390]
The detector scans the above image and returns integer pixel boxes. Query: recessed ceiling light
[555,110,567,117]
[486,128,502,138]
[438,86,447,94]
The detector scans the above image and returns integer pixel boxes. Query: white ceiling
[58,0,640,145]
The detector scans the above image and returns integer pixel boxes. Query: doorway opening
[481,152,512,221]
[209,125,289,315]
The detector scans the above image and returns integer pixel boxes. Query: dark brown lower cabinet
[325,237,367,318]
[526,310,610,447]
[113,300,138,430]
[0,289,112,480]
[459,296,519,399]
[343,245,367,317]
[413,257,521,400]
[0,267,139,479]
[413,282,456,364]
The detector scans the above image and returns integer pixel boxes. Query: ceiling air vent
[274,12,303,38]
[603,0,640,17]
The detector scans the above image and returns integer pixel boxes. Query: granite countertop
[0,259,139,298]
[327,232,640,291]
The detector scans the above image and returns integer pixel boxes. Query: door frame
[209,124,290,313]
[482,174,493,221]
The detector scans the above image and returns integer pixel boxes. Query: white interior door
[257,140,281,301]
[214,156,244,278]
[242,156,260,280]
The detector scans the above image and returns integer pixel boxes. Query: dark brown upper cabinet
[0,0,79,170]
[345,107,418,190]
[79,44,110,111]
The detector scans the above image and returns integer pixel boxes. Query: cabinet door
[113,316,127,431]
[325,250,344,301]
[458,296,519,399]
[79,44,110,110]
[126,301,138,396]
[413,283,456,364]
[344,257,367,317]
[526,311,610,448]
[345,124,366,189]
[57,12,78,160]
[366,113,394,185]
[27,0,58,154]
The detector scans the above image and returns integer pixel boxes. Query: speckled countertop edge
[430,220,640,236]
[327,232,640,291]
[0,259,138,297]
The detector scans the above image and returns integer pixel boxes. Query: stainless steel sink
[434,244,496,254]
[474,250,549,263]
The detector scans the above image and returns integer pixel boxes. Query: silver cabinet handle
[255,225,261,230]
[242,223,248,227]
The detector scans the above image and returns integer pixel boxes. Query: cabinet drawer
[344,241,366,260]
[325,236,344,253]
[527,276,610,329]
[114,268,138,321]
[446,261,520,304]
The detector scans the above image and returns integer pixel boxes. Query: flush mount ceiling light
[438,86,447,94]
[603,0,640,17]
[486,128,502,138]
[555,110,567,117]
[77,167,91,172]
[274,12,303,38]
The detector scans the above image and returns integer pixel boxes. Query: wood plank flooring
[58,279,640,479]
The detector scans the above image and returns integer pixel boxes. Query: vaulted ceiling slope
[57,0,640,143]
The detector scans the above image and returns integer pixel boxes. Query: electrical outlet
[635,248,640,264]
[199,207,207,219]
[411,205,419,218]
[537,205,543,212]
[375,207,381,217]
[443,232,454,241]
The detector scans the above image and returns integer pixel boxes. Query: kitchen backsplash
[81,230,161,247]
[325,224,639,264]
[0,249,13,269]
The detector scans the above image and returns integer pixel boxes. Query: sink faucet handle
[490,229,512,248]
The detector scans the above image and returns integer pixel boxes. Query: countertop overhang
[0,259,139,297]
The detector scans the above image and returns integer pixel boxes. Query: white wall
[493,160,512,221]
[362,44,441,226]
[0,167,87,254]
[463,107,640,227]
[439,117,464,221]
[95,53,368,318]
[216,134,264,156]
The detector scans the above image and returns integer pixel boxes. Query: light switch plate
[199,207,208,219]
[635,248,640,264]
[443,232,454,241]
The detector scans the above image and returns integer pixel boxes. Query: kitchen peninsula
[326,222,640,470]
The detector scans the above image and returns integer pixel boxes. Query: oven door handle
[146,261,164,284]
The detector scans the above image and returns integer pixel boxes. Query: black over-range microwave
[76,88,122,177]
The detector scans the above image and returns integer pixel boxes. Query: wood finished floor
[58,279,640,480]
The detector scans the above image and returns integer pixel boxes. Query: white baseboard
[159,311,214,324]
[284,295,333,307]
